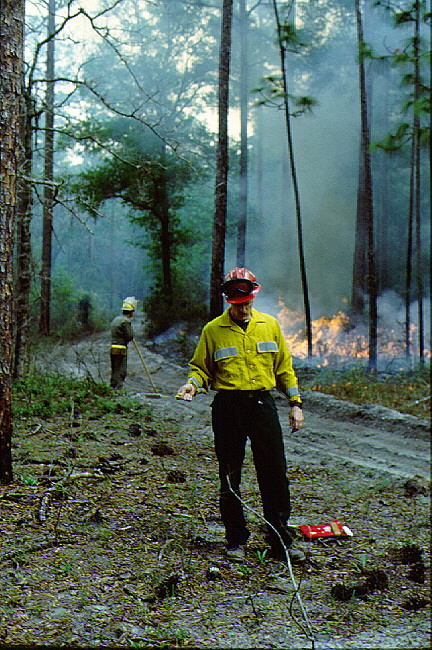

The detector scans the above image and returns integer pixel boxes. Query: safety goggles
[222,279,257,299]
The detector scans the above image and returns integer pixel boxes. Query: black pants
[110,352,127,388]
[211,390,291,554]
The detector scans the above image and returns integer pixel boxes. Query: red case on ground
[299,520,350,539]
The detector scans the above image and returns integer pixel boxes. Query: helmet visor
[222,278,256,299]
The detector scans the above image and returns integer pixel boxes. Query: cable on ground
[226,473,317,648]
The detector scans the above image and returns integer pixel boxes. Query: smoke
[377,290,431,350]
[242,14,430,334]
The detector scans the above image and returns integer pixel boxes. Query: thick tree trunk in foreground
[0,0,25,485]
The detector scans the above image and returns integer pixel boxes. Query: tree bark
[351,151,367,320]
[413,0,423,364]
[156,152,173,301]
[39,0,56,336]
[210,0,233,319]
[405,139,415,357]
[14,91,34,378]
[237,0,248,267]
[0,0,25,485]
[255,104,264,263]
[355,0,377,370]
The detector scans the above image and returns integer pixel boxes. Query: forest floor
[0,320,431,649]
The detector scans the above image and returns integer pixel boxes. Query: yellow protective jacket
[188,308,301,403]
[110,314,134,353]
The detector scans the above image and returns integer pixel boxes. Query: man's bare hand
[289,405,304,432]
[176,382,197,401]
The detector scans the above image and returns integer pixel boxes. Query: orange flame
[277,300,430,360]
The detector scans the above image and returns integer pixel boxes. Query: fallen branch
[405,394,431,407]
[158,538,174,561]
[27,424,42,436]
[68,471,105,481]
[37,491,51,523]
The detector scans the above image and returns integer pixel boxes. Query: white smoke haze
[244,42,364,319]
[236,18,430,369]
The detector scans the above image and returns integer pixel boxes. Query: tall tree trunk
[210,0,233,319]
[272,0,312,357]
[39,0,55,336]
[377,149,390,295]
[237,0,248,267]
[429,0,432,357]
[413,0,423,364]
[355,0,377,370]
[351,19,379,323]
[255,105,264,263]
[14,91,34,378]
[351,152,367,320]
[109,208,114,311]
[0,0,24,485]
[375,64,391,296]
[404,1,423,364]
[157,152,173,301]
[405,143,414,357]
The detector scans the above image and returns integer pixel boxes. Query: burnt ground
[0,322,430,649]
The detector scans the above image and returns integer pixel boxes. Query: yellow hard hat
[122,296,137,311]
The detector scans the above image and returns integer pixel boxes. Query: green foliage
[372,0,430,153]
[373,122,411,151]
[12,373,146,419]
[19,473,38,486]
[255,548,269,564]
[68,117,213,335]
[253,74,317,115]
[143,267,208,337]
[27,267,108,340]
[278,22,305,49]
[47,268,79,337]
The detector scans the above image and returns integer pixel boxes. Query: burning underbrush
[277,301,430,367]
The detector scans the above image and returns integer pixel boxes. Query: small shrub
[12,372,151,419]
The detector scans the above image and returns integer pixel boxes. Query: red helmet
[221,267,262,303]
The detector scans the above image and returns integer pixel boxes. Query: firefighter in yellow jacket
[176,268,305,564]
[110,298,136,389]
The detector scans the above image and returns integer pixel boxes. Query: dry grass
[298,365,431,420]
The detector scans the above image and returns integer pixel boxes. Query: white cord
[226,474,316,645]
